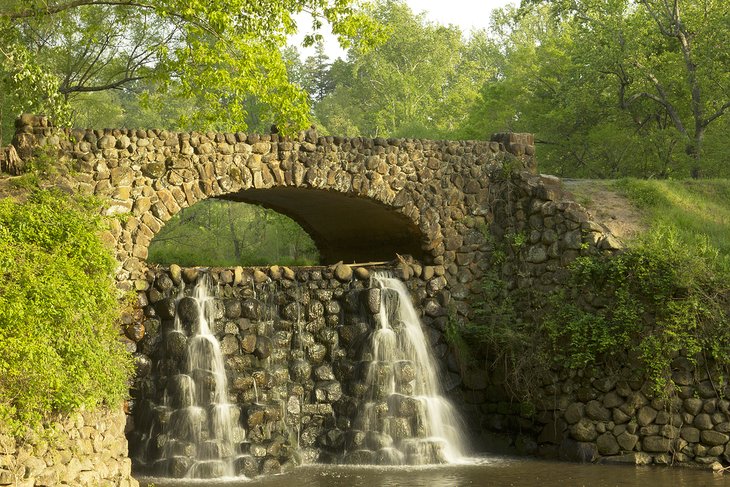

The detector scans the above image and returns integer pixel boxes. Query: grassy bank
[614,179,730,268]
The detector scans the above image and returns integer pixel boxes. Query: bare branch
[638,0,674,37]
[59,75,143,93]
[2,1,155,20]
[703,100,730,127]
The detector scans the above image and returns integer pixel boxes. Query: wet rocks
[334,263,353,282]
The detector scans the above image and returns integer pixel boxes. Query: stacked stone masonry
[463,358,730,468]
[17,114,718,476]
[0,408,138,487]
[12,115,616,312]
[129,262,463,475]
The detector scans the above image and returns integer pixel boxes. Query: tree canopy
[2,0,729,178]
[463,0,730,177]
[310,0,497,139]
[0,0,375,142]
[298,0,729,177]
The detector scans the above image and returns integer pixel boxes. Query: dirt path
[561,179,647,243]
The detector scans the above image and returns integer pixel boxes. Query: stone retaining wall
[10,114,619,344]
[0,407,138,486]
[465,357,730,468]
[18,114,719,473]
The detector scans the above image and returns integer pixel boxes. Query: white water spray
[157,274,242,478]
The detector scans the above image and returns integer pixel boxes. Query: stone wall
[23,114,718,474]
[464,356,730,469]
[10,115,545,288]
[12,114,619,325]
[10,115,628,474]
[454,167,730,468]
[129,261,461,476]
[0,407,138,486]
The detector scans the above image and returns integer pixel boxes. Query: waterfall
[155,274,243,478]
[348,272,466,465]
[131,266,469,478]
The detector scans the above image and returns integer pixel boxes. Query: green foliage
[615,179,730,263]
[0,0,377,139]
[0,29,71,144]
[463,1,730,178]
[0,189,133,435]
[148,199,319,267]
[543,228,729,395]
[454,250,548,397]
[459,180,730,399]
[312,0,497,139]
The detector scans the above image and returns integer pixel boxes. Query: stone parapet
[490,132,536,172]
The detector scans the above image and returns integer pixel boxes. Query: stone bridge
[3,115,644,482]
[10,113,618,317]
[5,117,730,477]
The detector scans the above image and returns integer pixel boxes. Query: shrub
[459,223,729,400]
[0,189,133,435]
[543,225,730,394]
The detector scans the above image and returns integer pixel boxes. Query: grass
[613,178,730,271]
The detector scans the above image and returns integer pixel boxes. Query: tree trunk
[2,145,25,175]
[227,202,243,263]
[689,126,705,179]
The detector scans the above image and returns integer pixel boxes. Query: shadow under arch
[217,187,427,265]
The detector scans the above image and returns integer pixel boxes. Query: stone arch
[13,116,548,296]
[83,129,511,290]
[217,187,427,264]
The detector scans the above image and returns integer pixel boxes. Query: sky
[293,0,515,60]
[407,0,513,33]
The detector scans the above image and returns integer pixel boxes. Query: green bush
[0,190,133,435]
[543,226,729,394]
[460,221,730,400]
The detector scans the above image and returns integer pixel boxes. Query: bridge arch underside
[218,187,427,265]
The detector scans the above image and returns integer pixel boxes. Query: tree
[464,0,730,178]
[300,41,336,102]
[313,0,494,139]
[148,199,319,266]
[0,0,376,143]
[527,0,729,177]
[623,0,730,176]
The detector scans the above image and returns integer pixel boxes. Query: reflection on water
[137,456,730,487]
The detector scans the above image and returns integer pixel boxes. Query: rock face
[0,407,138,487]
[461,351,730,468]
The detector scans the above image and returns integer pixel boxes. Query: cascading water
[348,272,466,465]
[153,274,244,478]
[131,265,468,480]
